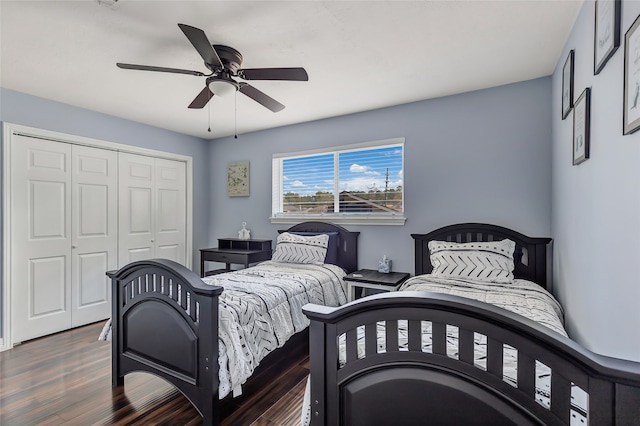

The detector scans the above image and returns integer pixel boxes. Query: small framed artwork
[227,160,250,197]
[573,88,591,166]
[624,14,640,134]
[594,0,621,75]
[562,50,574,120]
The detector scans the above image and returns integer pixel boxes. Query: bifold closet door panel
[118,152,156,266]
[154,158,186,265]
[11,136,73,342]
[71,145,118,327]
[118,153,187,267]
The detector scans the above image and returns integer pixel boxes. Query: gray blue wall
[0,87,211,339]
[208,77,553,279]
[0,77,559,355]
[551,1,640,362]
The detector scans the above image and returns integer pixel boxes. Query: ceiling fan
[116,23,308,112]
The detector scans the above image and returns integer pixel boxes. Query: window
[271,138,405,225]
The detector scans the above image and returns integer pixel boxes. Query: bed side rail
[303,292,640,426]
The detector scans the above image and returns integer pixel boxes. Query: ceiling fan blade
[188,87,214,109]
[239,67,308,81]
[117,63,205,76]
[238,83,285,112]
[177,23,223,69]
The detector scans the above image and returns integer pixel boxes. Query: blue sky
[283,145,403,196]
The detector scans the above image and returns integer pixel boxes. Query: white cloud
[350,163,369,173]
[350,163,380,176]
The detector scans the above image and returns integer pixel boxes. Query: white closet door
[11,136,72,342]
[118,153,156,266]
[71,145,118,327]
[155,158,186,264]
[118,153,187,266]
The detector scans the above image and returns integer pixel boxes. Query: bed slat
[345,329,358,363]
[487,337,503,377]
[432,322,446,356]
[518,352,536,398]
[408,320,421,352]
[385,320,399,352]
[365,323,377,357]
[587,379,613,425]
[550,372,572,423]
[459,328,474,364]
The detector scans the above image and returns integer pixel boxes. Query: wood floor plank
[0,321,309,426]
[256,378,308,426]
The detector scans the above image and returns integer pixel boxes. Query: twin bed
[303,223,640,425]
[107,222,640,425]
[107,222,358,424]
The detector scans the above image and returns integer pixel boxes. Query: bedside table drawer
[204,251,248,264]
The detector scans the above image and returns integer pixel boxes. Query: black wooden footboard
[303,292,640,425]
[108,259,223,425]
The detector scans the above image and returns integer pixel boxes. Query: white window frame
[270,138,406,225]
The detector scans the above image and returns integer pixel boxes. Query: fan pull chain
[207,89,212,133]
[234,90,238,139]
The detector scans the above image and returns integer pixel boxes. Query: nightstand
[344,269,410,302]
[200,238,272,277]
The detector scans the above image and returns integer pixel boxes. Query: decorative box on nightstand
[344,269,410,302]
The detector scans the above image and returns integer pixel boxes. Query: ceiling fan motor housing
[210,45,243,74]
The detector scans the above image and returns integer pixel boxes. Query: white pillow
[272,232,329,265]
[428,239,516,284]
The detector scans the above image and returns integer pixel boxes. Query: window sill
[269,214,406,226]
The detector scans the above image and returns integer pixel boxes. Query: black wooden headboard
[411,223,552,291]
[278,221,360,274]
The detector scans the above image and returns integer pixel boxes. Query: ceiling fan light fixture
[208,79,238,97]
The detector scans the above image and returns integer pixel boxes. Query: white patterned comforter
[398,275,566,336]
[202,261,347,398]
[302,275,587,425]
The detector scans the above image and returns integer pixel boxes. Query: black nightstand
[344,269,410,302]
[200,238,272,277]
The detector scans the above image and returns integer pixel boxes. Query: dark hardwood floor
[0,322,309,425]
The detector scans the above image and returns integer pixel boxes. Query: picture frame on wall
[594,0,621,75]
[562,50,574,120]
[624,14,640,135]
[227,160,250,197]
[573,88,591,166]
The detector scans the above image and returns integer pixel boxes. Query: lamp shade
[209,79,237,97]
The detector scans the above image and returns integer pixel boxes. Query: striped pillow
[272,232,329,265]
[428,239,516,284]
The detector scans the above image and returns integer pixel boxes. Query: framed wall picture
[562,50,574,120]
[624,14,640,135]
[594,0,621,75]
[573,88,591,165]
[227,160,250,196]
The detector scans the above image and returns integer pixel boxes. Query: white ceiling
[0,0,582,140]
